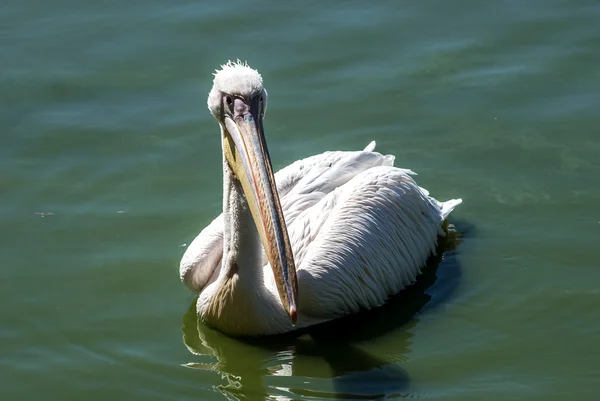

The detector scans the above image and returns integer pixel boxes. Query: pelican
[180,61,462,336]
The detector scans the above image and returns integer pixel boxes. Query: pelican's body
[180,61,462,336]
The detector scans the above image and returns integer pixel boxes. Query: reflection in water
[181,226,462,400]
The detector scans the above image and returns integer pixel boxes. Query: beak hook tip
[289,305,297,326]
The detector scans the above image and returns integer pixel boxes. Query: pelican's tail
[439,199,463,252]
[440,198,462,220]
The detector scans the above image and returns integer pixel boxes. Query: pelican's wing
[180,214,223,292]
[285,166,461,320]
[275,141,394,225]
[180,142,393,292]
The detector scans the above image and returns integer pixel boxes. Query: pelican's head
[207,61,298,325]
[207,60,268,121]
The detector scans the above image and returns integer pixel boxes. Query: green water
[3,1,600,400]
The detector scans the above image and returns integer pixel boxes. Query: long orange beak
[222,97,298,325]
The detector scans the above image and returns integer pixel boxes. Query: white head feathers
[207,60,267,119]
[211,60,263,97]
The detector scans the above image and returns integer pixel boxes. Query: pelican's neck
[198,131,291,336]
[220,154,264,283]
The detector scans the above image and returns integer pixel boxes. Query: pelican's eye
[259,96,265,117]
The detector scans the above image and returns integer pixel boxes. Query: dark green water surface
[3,1,600,400]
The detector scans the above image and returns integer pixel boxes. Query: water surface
[2,1,600,400]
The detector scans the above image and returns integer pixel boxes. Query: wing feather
[289,166,461,319]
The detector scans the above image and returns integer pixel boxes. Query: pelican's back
[286,162,461,321]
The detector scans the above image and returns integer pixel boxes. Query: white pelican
[180,61,462,336]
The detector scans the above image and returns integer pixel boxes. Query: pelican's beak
[222,96,298,325]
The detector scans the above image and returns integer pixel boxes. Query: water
[2,0,600,399]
